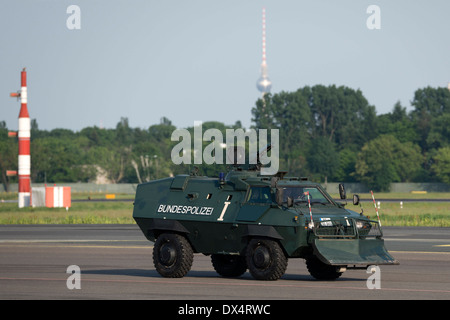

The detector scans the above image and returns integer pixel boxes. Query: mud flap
[312,238,399,266]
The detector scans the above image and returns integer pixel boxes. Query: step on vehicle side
[133,147,398,281]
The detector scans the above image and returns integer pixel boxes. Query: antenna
[256,7,272,95]
[262,7,267,67]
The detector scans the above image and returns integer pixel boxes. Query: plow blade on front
[313,238,399,266]
[311,218,399,266]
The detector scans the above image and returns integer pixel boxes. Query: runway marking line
[1,243,448,253]
[0,240,151,250]
[0,244,151,249]
[390,250,450,254]
[1,276,450,295]
[0,239,147,243]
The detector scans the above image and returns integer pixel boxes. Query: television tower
[256,7,272,96]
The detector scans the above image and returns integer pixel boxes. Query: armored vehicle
[133,150,398,281]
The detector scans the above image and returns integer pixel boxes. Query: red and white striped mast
[9,68,31,208]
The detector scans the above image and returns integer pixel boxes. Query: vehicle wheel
[211,254,247,278]
[306,256,343,280]
[153,233,193,278]
[246,238,287,280]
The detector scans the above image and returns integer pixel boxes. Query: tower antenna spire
[256,7,272,95]
[262,6,267,66]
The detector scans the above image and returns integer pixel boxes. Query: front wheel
[153,233,193,278]
[246,238,287,280]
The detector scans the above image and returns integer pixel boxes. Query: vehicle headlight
[356,221,372,230]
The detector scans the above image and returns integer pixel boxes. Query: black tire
[246,238,287,280]
[153,233,193,278]
[211,254,247,278]
[306,256,343,280]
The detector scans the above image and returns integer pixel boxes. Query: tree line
[1,84,449,191]
[252,85,450,191]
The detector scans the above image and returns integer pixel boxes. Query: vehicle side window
[281,186,331,204]
[247,187,272,203]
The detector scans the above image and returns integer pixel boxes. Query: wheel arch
[147,218,190,239]
[241,224,287,256]
[242,224,283,241]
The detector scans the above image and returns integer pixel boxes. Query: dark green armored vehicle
[133,159,398,281]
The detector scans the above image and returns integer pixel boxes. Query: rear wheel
[306,256,343,280]
[153,233,193,278]
[211,254,247,278]
[246,238,287,280]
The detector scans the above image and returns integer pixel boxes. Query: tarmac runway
[0,224,449,301]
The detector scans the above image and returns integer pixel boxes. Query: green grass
[0,191,133,201]
[358,192,450,200]
[327,192,450,227]
[1,192,449,226]
[0,201,134,224]
[357,201,450,227]
[329,192,450,200]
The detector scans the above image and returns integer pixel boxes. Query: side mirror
[270,177,279,188]
[353,194,360,206]
[339,183,346,200]
[287,197,293,207]
[276,188,284,206]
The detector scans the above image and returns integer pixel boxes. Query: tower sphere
[257,76,272,93]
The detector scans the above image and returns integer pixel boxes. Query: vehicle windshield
[280,186,333,205]
[246,186,273,204]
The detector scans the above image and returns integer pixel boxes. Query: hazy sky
[1,0,449,132]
